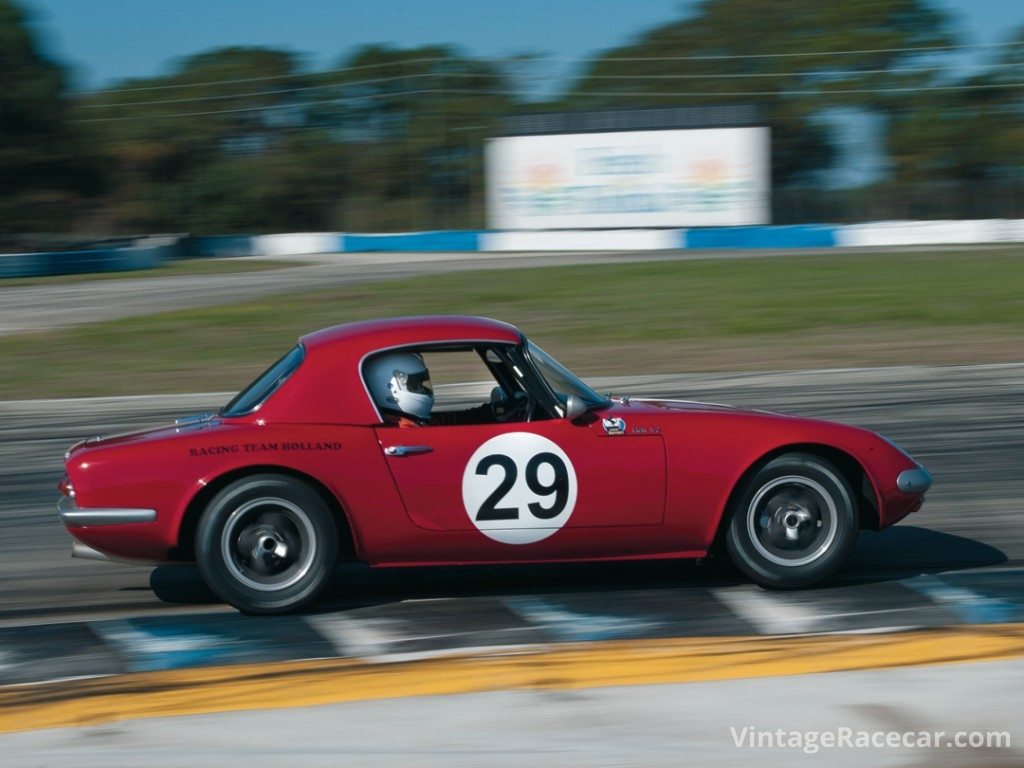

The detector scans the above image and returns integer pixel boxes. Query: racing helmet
[366,351,434,421]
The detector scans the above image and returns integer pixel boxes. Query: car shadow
[148,566,218,604]
[146,557,727,610]
[836,525,1008,584]
[146,525,1008,611]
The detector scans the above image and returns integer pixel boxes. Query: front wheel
[726,453,858,589]
[196,474,338,614]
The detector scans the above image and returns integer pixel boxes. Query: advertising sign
[486,127,770,229]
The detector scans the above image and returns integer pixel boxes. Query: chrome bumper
[57,494,157,527]
[896,466,933,494]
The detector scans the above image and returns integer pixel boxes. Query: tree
[77,47,324,233]
[320,44,514,230]
[74,44,513,233]
[0,0,98,239]
[888,25,1024,181]
[563,0,958,189]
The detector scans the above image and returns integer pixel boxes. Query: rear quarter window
[220,344,305,417]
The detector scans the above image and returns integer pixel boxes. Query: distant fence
[4,221,1024,278]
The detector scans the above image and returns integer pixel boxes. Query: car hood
[605,396,886,447]
[601,396,846,432]
[618,397,787,418]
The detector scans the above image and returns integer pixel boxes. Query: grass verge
[1,250,1022,399]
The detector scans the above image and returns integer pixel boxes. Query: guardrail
[4,220,1024,278]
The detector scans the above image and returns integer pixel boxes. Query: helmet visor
[397,369,433,397]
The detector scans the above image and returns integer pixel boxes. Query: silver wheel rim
[221,497,317,592]
[746,475,839,567]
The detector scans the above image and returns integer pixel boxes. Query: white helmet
[366,351,433,421]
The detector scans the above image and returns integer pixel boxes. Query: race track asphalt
[3,251,1022,763]
[1,363,1020,632]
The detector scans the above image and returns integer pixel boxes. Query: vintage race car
[58,316,932,613]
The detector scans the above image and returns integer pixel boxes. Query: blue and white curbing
[835,219,1024,247]
[683,224,836,250]
[2,568,1022,686]
[5,220,1024,278]
[342,230,482,252]
[245,219,1024,255]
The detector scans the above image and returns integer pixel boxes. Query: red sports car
[58,316,931,613]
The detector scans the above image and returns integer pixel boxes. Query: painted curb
[3,625,1024,734]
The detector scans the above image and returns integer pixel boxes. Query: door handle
[384,445,433,457]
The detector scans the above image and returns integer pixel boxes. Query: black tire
[195,474,338,614]
[725,453,858,589]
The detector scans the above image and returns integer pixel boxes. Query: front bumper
[57,494,157,527]
[896,466,933,494]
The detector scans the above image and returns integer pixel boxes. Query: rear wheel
[726,453,857,588]
[196,474,338,614]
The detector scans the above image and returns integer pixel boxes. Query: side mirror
[565,394,588,421]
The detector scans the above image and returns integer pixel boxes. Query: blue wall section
[343,231,481,252]
[182,235,255,258]
[684,225,837,249]
[0,245,168,279]
[19,221,1001,279]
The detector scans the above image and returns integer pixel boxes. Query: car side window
[365,345,539,427]
[421,349,500,412]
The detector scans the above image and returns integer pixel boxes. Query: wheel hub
[775,504,815,542]
[241,523,292,572]
[221,497,317,591]
[748,475,838,567]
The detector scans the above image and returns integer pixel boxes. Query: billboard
[486,126,770,229]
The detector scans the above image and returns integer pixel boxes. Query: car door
[375,417,666,548]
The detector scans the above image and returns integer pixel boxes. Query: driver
[367,352,492,428]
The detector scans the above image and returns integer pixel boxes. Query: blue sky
[24,0,1024,91]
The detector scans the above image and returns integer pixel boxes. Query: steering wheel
[490,387,533,423]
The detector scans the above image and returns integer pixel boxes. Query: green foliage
[0,0,99,237]
[1,0,1023,235]
[67,43,513,233]
[565,0,957,186]
[886,24,1024,186]
[76,46,322,233]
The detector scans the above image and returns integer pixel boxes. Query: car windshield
[220,344,305,417]
[527,342,609,410]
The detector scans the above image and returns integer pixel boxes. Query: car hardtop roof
[300,315,524,354]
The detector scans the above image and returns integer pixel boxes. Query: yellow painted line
[2,624,1024,734]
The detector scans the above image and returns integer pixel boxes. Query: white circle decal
[462,432,578,544]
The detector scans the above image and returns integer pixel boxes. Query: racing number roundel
[462,432,578,544]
